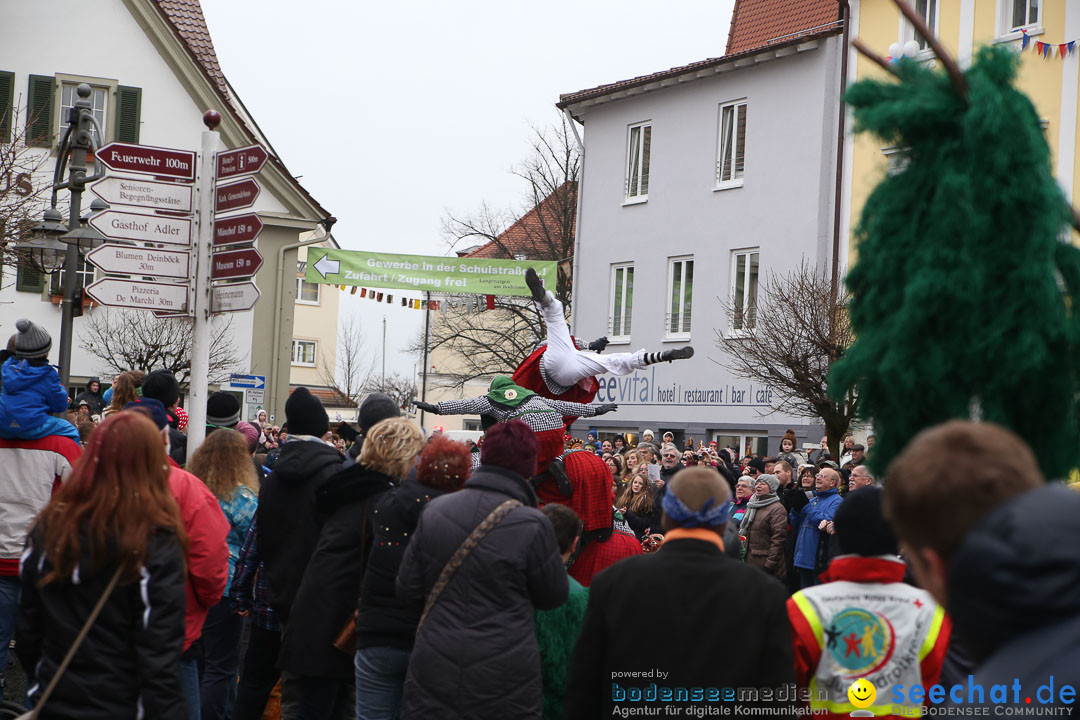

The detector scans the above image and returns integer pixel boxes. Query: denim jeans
[355,645,411,720]
[200,600,245,720]
[179,657,200,720]
[0,576,20,701]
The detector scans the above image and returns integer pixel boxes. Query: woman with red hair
[354,434,472,719]
[16,411,189,719]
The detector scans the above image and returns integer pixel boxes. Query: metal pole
[186,111,220,455]
[419,290,430,428]
[56,90,94,386]
[382,316,386,385]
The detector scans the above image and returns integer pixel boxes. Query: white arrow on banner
[313,254,340,279]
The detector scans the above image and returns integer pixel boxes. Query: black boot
[587,336,609,352]
[525,268,547,304]
[642,346,695,365]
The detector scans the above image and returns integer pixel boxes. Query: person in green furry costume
[830,44,1080,481]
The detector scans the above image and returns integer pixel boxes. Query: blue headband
[661,491,729,528]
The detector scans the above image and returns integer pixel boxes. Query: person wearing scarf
[740,474,789,579]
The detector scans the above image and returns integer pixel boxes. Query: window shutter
[16,259,45,293]
[115,85,141,143]
[26,74,54,147]
[0,71,14,144]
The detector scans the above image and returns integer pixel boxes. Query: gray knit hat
[755,473,781,494]
[206,391,241,428]
[14,319,51,359]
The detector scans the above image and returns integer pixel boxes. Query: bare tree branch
[716,261,858,456]
[319,315,375,405]
[80,308,241,385]
[361,372,417,412]
[0,101,55,289]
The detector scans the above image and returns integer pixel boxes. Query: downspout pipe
[831,0,851,297]
[270,216,336,417]
[563,107,585,335]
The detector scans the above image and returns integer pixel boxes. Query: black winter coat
[278,463,395,678]
[565,538,794,718]
[946,485,1080,705]
[355,470,453,650]
[73,377,105,416]
[17,527,187,720]
[396,465,569,720]
[256,439,344,622]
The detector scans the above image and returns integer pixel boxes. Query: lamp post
[25,83,107,386]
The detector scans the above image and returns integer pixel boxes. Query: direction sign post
[211,248,264,280]
[87,245,191,279]
[217,145,268,180]
[215,178,260,213]
[213,213,263,247]
[90,176,194,213]
[88,210,192,246]
[228,374,266,389]
[96,142,196,181]
[211,282,260,313]
[85,278,190,312]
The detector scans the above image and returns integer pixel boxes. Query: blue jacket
[792,487,842,570]
[0,358,70,436]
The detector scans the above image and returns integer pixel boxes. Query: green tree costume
[830,46,1080,479]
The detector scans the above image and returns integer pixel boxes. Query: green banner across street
[304,249,557,297]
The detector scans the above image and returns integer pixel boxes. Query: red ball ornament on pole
[203,110,221,130]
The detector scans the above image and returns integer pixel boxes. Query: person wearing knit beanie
[285,386,329,437]
[142,370,181,410]
[13,319,52,359]
[206,391,241,429]
[0,321,78,442]
[480,419,539,479]
[833,486,899,557]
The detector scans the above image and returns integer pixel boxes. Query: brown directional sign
[217,145,268,180]
[211,247,264,280]
[215,178,260,213]
[213,213,263,246]
[96,142,195,181]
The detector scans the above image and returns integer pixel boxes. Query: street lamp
[19,83,108,386]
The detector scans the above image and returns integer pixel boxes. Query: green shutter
[16,259,44,293]
[115,85,141,143]
[26,74,54,147]
[0,71,14,144]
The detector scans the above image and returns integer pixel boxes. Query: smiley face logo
[847,678,876,709]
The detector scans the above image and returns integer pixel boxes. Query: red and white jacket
[787,555,951,719]
[0,435,81,577]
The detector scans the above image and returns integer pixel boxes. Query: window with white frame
[291,339,317,366]
[50,255,95,295]
[666,257,693,337]
[59,82,107,146]
[900,0,939,52]
[608,263,634,340]
[625,122,651,201]
[730,249,760,333]
[999,0,1040,36]
[296,276,320,304]
[716,100,747,188]
[882,146,910,177]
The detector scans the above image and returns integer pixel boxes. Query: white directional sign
[229,374,266,389]
[86,278,190,312]
[90,176,193,213]
[86,245,191,280]
[88,210,192,246]
[212,282,260,313]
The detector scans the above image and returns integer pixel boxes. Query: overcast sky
[200,0,737,386]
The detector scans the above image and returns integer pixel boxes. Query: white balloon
[888,42,903,59]
[903,39,922,58]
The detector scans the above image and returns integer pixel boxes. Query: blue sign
[229,374,265,389]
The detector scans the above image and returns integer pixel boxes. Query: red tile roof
[726,0,841,55]
[464,182,577,260]
[289,385,358,408]
[558,0,841,110]
[155,0,229,97]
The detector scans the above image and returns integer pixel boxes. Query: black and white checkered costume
[433,395,601,433]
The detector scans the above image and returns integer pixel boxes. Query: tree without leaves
[80,308,241,385]
[0,102,55,286]
[715,261,857,457]
[319,315,374,406]
[361,372,417,412]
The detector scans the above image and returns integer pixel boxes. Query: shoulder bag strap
[416,498,522,633]
[26,565,124,719]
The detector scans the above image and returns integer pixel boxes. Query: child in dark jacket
[0,319,79,442]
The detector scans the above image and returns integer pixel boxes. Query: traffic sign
[212,282,260,313]
[215,178,260,213]
[87,244,190,279]
[229,374,266,389]
[213,213,263,246]
[96,142,195,181]
[88,210,192,246]
[211,247,263,280]
[91,176,193,213]
[86,278,189,312]
[217,145,268,180]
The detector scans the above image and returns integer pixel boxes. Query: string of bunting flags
[329,285,500,312]
[1021,29,1078,59]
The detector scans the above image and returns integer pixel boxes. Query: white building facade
[559,30,844,455]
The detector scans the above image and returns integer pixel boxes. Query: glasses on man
[662,453,678,459]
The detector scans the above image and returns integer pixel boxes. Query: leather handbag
[416,498,522,633]
[20,566,123,720]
